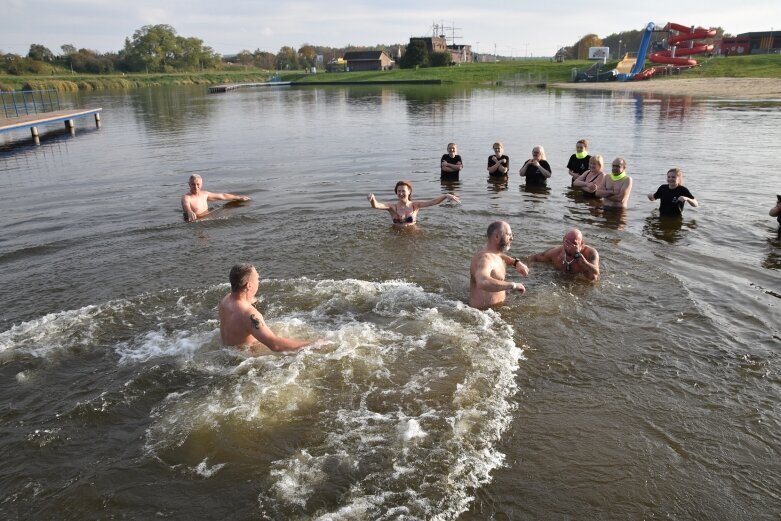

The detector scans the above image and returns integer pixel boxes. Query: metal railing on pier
[1,89,62,119]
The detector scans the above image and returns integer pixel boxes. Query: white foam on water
[114,327,215,364]
[143,278,523,519]
[0,304,107,358]
[194,458,226,478]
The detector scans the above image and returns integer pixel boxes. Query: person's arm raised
[367,193,391,210]
[575,247,600,281]
[415,193,460,209]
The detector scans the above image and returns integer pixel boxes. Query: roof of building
[343,51,390,61]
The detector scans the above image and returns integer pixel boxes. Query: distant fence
[1,90,62,119]
[497,73,549,87]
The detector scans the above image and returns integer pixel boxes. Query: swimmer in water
[647,168,699,217]
[218,264,316,354]
[595,157,633,209]
[469,221,529,309]
[367,180,460,226]
[181,174,250,222]
[529,228,600,281]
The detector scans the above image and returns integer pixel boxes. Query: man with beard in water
[219,264,315,354]
[529,228,600,281]
[469,221,529,309]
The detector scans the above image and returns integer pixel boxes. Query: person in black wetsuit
[646,168,698,217]
[367,180,460,226]
[518,145,552,186]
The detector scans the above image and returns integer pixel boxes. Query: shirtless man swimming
[595,157,633,209]
[218,264,315,354]
[181,174,250,222]
[529,228,600,281]
[469,221,529,309]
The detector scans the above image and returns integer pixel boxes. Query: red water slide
[649,23,717,66]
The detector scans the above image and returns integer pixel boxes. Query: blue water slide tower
[616,22,658,81]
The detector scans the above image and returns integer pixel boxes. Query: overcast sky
[2,0,778,57]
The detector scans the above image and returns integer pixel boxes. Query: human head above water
[576,139,588,151]
[395,180,413,199]
[667,167,683,186]
[493,142,504,152]
[487,221,513,251]
[532,146,546,160]
[447,143,458,154]
[229,263,256,292]
[611,157,627,172]
[589,155,604,170]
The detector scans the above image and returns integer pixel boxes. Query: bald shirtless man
[529,228,600,281]
[181,174,250,222]
[595,157,633,209]
[469,221,529,309]
[218,264,314,354]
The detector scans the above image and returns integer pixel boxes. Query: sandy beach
[548,77,781,99]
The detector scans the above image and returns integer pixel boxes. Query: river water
[1,83,779,519]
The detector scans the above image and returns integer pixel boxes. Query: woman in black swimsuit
[572,155,605,198]
[367,180,460,226]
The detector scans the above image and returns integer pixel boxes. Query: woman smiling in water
[367,180,460,226]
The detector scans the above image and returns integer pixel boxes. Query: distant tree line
[1,25,221,75]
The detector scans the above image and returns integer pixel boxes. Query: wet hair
[189,174,202,183]
[229,263,256,292]
[668,167,683,182]
[447,143,457,150]
[493,142,503,150]
[576,139,588,148]
[486,221,506,237]
[395,180,413,199]
[590,155,604,167]
[532,146,547,160]
[612,157,627,168]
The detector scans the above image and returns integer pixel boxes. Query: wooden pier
[208,82,291,93]
[0,107,102,142]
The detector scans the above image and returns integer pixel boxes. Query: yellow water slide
[616,53,636,74]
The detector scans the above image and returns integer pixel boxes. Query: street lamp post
[618,39,622,59]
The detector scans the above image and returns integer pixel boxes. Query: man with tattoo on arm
[219,264,315,354]
[529,228,600,281]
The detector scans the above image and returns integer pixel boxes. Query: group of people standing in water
[177,137,731,354]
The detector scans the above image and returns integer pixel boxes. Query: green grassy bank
[1,54,778,93]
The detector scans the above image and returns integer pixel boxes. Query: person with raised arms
[647,168,699,217]
[218,264,316,354]
[529,228,600,281]
[469,221,529,309]
[181,174,250,222]
[595,157,633,209]
[367,180,460,226]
